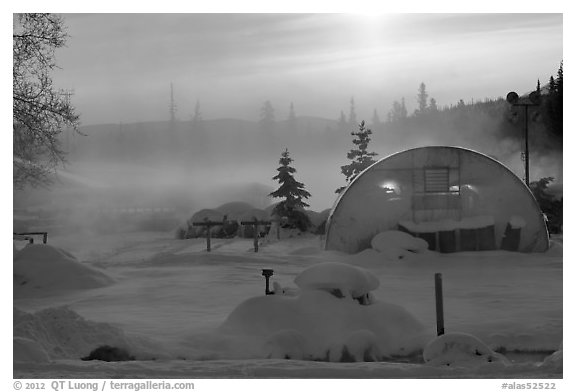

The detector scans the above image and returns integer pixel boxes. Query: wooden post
[240,218,271,252]
[253,222,259,252]
[435,273,445,336]
[192,219,224,252]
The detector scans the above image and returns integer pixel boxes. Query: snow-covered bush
[185,209,225,238]
[219,263,428,361]
[423,332,510,367]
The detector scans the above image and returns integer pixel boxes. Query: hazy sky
[51,13,563,125]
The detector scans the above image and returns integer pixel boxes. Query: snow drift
[423,332,510,367]
[13,244,114,297]
[13,307,133,361]
[371,230,429,261]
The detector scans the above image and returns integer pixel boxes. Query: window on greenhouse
[424,168,450,193]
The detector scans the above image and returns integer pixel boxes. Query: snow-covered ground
[13,229,563,379]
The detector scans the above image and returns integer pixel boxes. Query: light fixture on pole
[506,91,540,187]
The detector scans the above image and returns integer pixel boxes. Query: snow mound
[219,289,428,361]
[13,244,114,296]
[540,349,562,370]
[372,230,429,253]
[13,306,132,360]
[540,341,562,371]
[423,332,510,367]
[339,329,382,362]
[294,262,379,298]
[263,329,308,360]
[371,230,429,261]
[13,336,51,363]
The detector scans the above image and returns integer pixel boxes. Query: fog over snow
[9,9,567,384]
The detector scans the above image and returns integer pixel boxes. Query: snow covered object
[540,342,562,371]
[326,146,549,253]
[219,262,429,361]
[13,244,114,297]
[13,307,133,361]
[423,332,510,367]
[294,262,378,301]
[371,230,429,261]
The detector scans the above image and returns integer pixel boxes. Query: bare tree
[13,13,79,188]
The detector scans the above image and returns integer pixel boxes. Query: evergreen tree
[337,110,347,132]
[388,98,408,122]
[191,100,204,131]
[259,100,275,131]
[348,97,357,127]
[288,102,296,121]
[542,61,563,140]
[429,97,438,112]
[269,149,311,230]
[400,98,408,119]
[372,109,381,126]
[336,120,378,193]
[416,82,428,114]
[287,102,297,131]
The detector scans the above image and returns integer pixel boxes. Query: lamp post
[506,91,540,187]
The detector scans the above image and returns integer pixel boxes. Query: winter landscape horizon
[10,10,568,389]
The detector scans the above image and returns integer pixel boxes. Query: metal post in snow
[435,272,445,336]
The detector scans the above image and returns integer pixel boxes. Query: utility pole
[506,91,540,187]
[169,82,177,125]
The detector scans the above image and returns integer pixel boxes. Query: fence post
[435,272,445,336]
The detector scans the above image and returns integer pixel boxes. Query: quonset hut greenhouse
[325,146,549,254]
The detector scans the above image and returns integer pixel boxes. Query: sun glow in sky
[47,13,562,125]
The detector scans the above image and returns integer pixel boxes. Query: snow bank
[423,332,510,367]
[372,231,429,253]
[371,230,429,261]
[540,342,562,371]
[294,262,379,298]
[219,289,429,361]
[14,306,133,361]
[13,244,114,296]
[13,336,51,363]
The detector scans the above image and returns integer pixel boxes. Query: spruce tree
[269,149,311,230]
[336,120,378,193]
[348,97,357,127]
[416,82,429,114]
[287,102,297,131]
[259,100,275,131]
